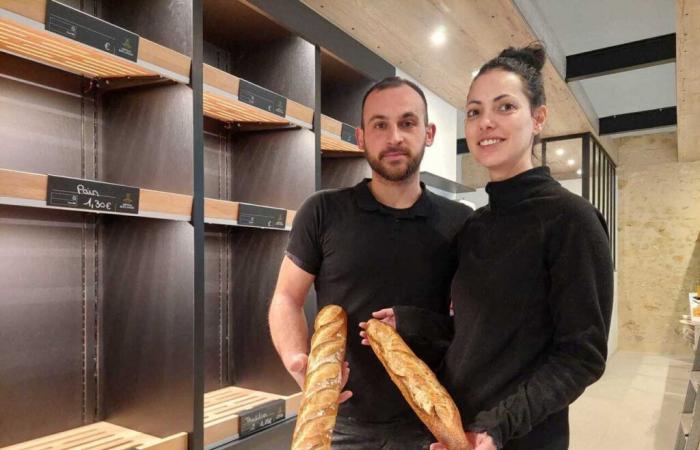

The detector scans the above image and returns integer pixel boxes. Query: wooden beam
[677,0,700,162]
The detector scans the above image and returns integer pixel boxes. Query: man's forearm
[269,294,309,369]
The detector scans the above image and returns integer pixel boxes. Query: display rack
[0,0,195,447]
[0,0,191,83]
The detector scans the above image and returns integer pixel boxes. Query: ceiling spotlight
[555,148,565,156]
[567,159,576,166]
[430,26,447,46]
[576,168,582,176]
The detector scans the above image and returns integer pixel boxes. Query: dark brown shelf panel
[0,1,191,83]
[203,386,301,447]
[203,64,313,129]
[320,114,364,157]
[2,421,188,450]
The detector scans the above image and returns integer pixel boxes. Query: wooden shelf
[204,386,301,447]
[0,168,193,221]
[203,64,313,129]
[204,198,296,230]
[1,421,187,450]
[0,0,191,83]
[320,114,364,157]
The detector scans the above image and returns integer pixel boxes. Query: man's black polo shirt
[286,178,471,423]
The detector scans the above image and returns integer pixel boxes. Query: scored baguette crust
[366,319,471,450]
[291,305,347,450]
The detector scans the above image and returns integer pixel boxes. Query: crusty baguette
[290,304,347,450]
[366,319,471,450]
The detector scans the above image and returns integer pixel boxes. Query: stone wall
[616,132,700,355]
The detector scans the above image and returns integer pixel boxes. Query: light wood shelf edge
[204,198,296,228]
[1,421,187,450]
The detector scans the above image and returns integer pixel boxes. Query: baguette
[366,319,471,450]
[290,304,347,450]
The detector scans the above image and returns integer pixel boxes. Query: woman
[364,44,613,450]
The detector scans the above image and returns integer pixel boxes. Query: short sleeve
[286,192,325,275]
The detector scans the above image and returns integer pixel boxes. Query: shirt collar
[353,178,433,218]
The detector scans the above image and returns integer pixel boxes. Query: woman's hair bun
[498,43,546,71]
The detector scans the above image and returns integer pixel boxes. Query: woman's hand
[359,308,396,345]
[429,431,496,450]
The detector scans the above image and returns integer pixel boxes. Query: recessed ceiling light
[430,26,447,46]
[576,168,583,176]
[567,159,576,166]
[555,148,565,156]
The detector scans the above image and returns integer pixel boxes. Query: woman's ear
[532,105,548,135]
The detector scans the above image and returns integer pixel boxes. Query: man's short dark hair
[360,76,429,129]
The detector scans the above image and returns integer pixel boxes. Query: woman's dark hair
[475,43,547,111]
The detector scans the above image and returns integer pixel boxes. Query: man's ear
[356,126,365,150]
[532,105,548,135]
[425,123,437,147]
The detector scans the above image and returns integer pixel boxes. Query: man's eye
[374,122,386,129]
[401,121,416,128]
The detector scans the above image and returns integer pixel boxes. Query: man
[268,76,471,449]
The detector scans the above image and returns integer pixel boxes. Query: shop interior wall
[396,68,458,182]
[616,131,700,355]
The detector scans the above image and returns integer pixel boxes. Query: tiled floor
[570,351,692,450]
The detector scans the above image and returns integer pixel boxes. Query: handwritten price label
[47,176,139,214]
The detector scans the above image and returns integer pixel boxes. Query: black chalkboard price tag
[238,399,285,438]
[340,123,358,145]
[238,203,287,229]
[238,79,287,117]
[45,0,140,62]
[46,175,139,214]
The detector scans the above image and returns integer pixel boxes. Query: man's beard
[365,143,425,182]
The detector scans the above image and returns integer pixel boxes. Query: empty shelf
[2,421,187,450]
[203,64,313,129]
[320,115,363,156]
[0,1,190,83]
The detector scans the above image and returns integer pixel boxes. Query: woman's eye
[498,103,516,112]
[466,109,479,118]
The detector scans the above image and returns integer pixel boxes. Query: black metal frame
[191,0,205,448]
[541,133,617,269]
[566,33,676,82]
[599,106,677,135]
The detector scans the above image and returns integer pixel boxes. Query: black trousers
[331,416,433,450]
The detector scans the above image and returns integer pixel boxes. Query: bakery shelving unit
[319,50,373,189]
[200,0,313,446]
[0,0,195,448]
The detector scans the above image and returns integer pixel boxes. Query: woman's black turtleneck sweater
[396,166,613,449]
